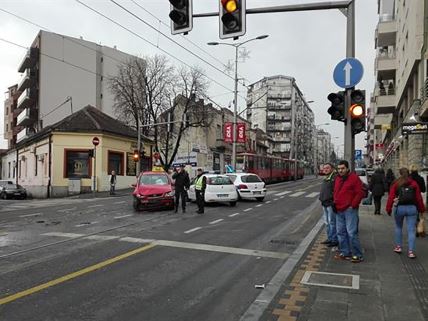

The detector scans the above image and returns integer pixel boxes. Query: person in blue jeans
[333,160,365,263]
[319,163,338,247]
[386,167,425,258]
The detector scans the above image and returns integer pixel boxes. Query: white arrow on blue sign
[333,58,364,89]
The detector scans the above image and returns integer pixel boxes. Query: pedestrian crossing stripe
[289,191,305,197]
[274,191,292,196]
[305,192,319,198]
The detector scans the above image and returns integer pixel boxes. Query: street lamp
[314,123,330,177]
[208,34,269,171]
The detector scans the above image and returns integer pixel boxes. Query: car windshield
[355,169,366,176]
[139,174,169,185]
[207,176,233,185]
[241,175,262,183]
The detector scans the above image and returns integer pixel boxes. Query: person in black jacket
[369,168,386,215]
[172,165,190,213]
[318,163,338,247]
[410,165,426,193]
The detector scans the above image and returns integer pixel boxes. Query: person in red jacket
[386,167,425,258]
[333,160,365,263]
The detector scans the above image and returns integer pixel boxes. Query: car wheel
[230,201,237,207]
[133,198,141,212]
[256,197,265,202]
[1,193,7,200]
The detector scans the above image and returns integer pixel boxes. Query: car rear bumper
[238,189,267,198]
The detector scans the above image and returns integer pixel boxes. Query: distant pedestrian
[369,168,386,215]
[194,168,206,214]
[333,160,365,263]
[172,165,190,213]
[385,169,396,192]
[109,170,117,195]
[386,167,425,258]
[410,165,426,193]
[318,163,338,247]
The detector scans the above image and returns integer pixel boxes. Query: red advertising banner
[224,122,233,143]
[236,123,246,143]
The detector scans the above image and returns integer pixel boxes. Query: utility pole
[136,117,141,175]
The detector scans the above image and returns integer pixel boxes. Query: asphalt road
[0,177,323,321]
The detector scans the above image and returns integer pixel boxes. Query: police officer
[195,168,206,214]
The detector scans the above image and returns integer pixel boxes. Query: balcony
[16,127,28,143]
[17,69,37,92]
[17,88,36,110]
[17,48,39,73]
[375,83,396,114]
[375,50,397,81]
[375,15,396,47]
[374,114,393,130]
[17,107,37,127]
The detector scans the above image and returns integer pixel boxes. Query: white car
[188,174,238,206]
[226,173,267,201]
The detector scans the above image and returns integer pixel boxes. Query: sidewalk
[264,201,428,321]
[66,188,133,199]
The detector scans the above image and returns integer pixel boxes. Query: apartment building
[316,129,333,168]
[371,0,428,172]
[246,75,315,169]
[6,30,140,148]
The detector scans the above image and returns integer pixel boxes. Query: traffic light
[349,89,366,135]
[169,0,193,35]
[133,150,139,162]
[219,0,246,39]
[327,91,345,122]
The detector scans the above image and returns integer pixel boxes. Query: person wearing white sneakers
[386,168,425,259]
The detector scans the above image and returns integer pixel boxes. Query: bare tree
[110,55,212,169]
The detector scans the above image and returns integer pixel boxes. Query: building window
[64,150,91,178]
[108,151,124,175]
[35,154,38,176]
[8,162,10,178]
[12,161,15,178]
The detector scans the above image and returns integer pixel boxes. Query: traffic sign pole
[92,137,99,193]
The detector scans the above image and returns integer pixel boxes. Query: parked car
[188,174,238,206]
[0,184,27,200]
[132,171,175,211]
[226,173,267,201]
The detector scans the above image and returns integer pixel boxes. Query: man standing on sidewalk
[319,163,338,247]
[333,160,365,263]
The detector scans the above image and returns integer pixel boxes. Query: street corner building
[1,105,153,198]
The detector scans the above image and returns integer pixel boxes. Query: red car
[132,171,175,211]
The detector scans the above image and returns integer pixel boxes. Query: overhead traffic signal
[169,0,193,35]
[219,0,246,39]
[327,91,345,122]
[133,150,139,162]
[349,89,366,135]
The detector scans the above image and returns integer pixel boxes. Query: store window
[108,151,124,175]
[65,150,91,178]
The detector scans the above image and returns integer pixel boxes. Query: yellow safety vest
[195,176,204,190]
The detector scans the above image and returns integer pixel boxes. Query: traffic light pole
[344,0,355,171]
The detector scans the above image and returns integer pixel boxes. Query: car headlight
[165,191,174,197]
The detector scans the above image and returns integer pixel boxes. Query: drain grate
[300,271,360,289]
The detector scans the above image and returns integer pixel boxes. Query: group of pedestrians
[319,161,426,261]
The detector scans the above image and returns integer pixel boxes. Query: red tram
[236,153,305,184]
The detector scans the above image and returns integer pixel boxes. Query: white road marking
[274,191,292,196]
[256,204,263,207]
[57,207,77,212]
[154,240,289,259]
[267,190,279,194]
[289,191,305,197]
[229,213,240,217]
[266,201,271,204]
[119,237,154,243]
[20,213,42,218]
[184,227,202,234]
[85,235,119,241]
[75,221,98,227]
[273,198,279,201]
[88,204,103,208]
[114,201,126,204]
[42,232,84,238]
[243,208,253,212]
[114,214,133,219]
[209,219,224,225]
[306,192,319,198]
[280,196,285,199]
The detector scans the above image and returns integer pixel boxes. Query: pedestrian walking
[410,165,426,193]
[369,168,386,215]
[318,163,338,247]
[333,160,365,263]
[386,167,425,258]
[109,170,117,195]
[385,168,396,192]
[194,168,206,214]
[172,165,190,213]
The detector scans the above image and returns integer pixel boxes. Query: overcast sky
[0,0,378,155]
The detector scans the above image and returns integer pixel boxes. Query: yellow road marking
[0,243,156,305]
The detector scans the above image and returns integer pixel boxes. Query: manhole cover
[301,271,360,289]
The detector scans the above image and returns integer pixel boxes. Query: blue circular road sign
[333,58,364,89]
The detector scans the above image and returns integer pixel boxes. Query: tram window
[248,157,254,169]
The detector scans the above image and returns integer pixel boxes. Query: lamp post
[314,123,330,177]
[208,34,269,171]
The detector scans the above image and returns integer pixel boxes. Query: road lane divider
[19,213,42,218]
[228,213,240,217]
[113,201,126,204]
[256,204,263,207]
[114,214,133,219]
[184,227,202,234]
[266,201,271,204]
[0,243,156,305]
[243,208,253,212]
[209,219,224,225]
[43,232,84,238]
